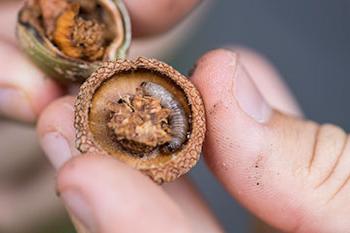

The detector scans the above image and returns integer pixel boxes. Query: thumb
[191,49,350,233]
[37,97,192,233]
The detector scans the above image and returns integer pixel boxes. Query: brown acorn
[17,0,131,83]
[74,57,206,184]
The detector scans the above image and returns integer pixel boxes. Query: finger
[38,97,190,233]
[125,0,201,37]
[0,0,200,122]
[37,96,223,233]
[191,49,350,233]
[37,96,79,170]
[229,47,302,233]
[57,155,192,233]
[0,1,22,41]
[234,47,302,116]
[0,40,63,123]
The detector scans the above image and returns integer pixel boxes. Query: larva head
[16,0,131,83]
[74,58,206,184]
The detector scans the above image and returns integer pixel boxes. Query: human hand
[37,48,350,233]
[0,0,203,232]
[0,0,201,123]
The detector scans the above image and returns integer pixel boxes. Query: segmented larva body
[141,82,189,153]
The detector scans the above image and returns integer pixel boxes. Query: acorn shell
[74,58,206,184]
[16,0,131,83]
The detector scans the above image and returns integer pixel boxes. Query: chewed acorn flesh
[74,58,206,184]
[16,0,131,83]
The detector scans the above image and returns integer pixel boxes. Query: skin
[2,1,350,233]
[1,0,213,232]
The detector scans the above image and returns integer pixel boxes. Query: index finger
[125,0,201,37]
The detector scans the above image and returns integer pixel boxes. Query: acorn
[16,0,131,83]
[74,58,206,184]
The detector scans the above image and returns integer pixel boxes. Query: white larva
[141,82,189,153]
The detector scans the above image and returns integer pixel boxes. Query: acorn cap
[16,0,131,83]
[74,58,206,184]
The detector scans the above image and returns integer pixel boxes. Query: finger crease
[308,126,321,172]
[327,172,350,203]
[315,135,347,188]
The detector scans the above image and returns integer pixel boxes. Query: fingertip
[126,0,201,37]
[191,49,237,88]
[37,96,77,170]
[190,48,267,141]
[191,49,239,110]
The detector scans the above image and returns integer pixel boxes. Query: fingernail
[234,61,272,123]
[0,88,36,122]
[62,190,96,233]
[41,132,72,170]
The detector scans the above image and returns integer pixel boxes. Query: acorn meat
[74,58,206,184]
[16,0,131,83]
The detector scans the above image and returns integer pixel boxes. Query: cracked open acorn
[0,0,349,233]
